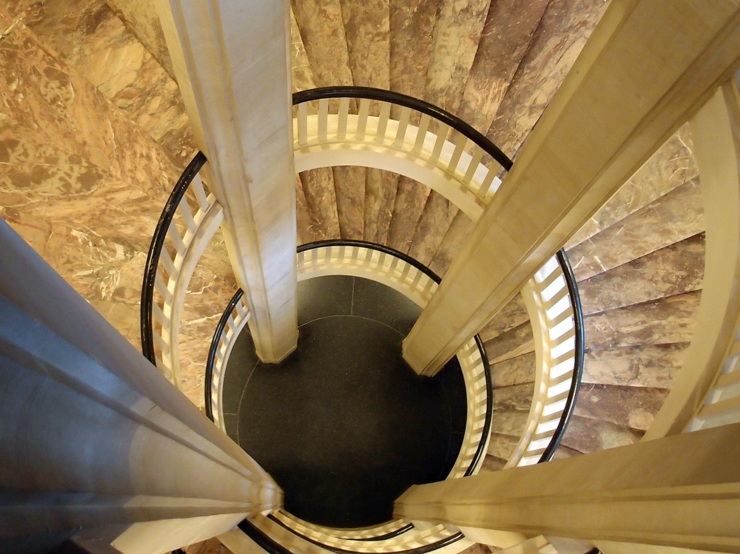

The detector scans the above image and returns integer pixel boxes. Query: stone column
[402,0,740,376]
[395,423,740,551]
[0,219,282,553]
[155,0,298,363]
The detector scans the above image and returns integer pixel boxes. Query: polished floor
[222,276,467,528]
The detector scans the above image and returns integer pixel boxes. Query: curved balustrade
[293,87,511,221]
[140,152,224,386]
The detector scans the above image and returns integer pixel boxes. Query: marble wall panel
[493,383,535,412]
[102,0,174,78]
[567,179,704,282]
[577,233,705,316]
[582,343,688,389]
[457,0,549,134]
[408,191,458,266]
[574,384,669,432]
[584,291,700,350]
[560,415,643,454]
[340,0,390,88]
[18,0,195,168]
[0,16,180,346]
[568,125,698,248]
[484,320,533,363]
[387,176,430,254]
[488,0,609,158]
[489,352,536,389]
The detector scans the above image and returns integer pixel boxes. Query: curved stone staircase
[0,1,709,553]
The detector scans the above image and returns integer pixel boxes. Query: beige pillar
[394,423,740,552]
[155,0,298,363]
[0,219,281,553]
[402,0,740,376]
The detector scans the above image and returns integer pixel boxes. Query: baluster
[394,106,411,148]
[375,102,391,144]
[429,124,448,164]
[154,275,173,305]
[356,98,370,140]
[177,197,197,234]
[167,224,187,256]
[318,98,329,141]
[447,132,467,174]
[159,248,178,278]
[337,97,350,140]
[298,102,308,146]
[412,113,431,155]
[192,173,210,212]
[462,148,485,186]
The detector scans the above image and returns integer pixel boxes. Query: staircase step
[583,291,700,350]
[300,168,341,240]
[574,384,669,431]
[490,352,536,388]
[481,454,507,472]
[560,415,643,454]
[567,178,703,282]
[486,432,521,462]
[484,320,534,361]
[577,233,704,316]
[490,410,529,437]
[388,176,432,253]
[364,169,397,244]
[333,166,366,240]
[479,294,529,343]
[494,383,536,412]
[583,343,688,388]
[429,212,476,277]
[409,192,459,267]
[567,124,698,249]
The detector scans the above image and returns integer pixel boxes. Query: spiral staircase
[1,1,737,553]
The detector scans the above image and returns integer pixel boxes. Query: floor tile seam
[235,357,261,447]
[297,313,406,338]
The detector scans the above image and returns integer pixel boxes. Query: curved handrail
[140,151,207,364]
[293,87,512,172]
[538,250,584,462]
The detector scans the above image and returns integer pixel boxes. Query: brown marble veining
[457,0,549,134]
[486,432,520,462]
[560,415,643,454]
[582,343,688,389]
[428,210,475,276]
[567,124,698,248]
[584,291,700,350]
[494,383,535,412]
[567,179,704,282]
[490,409,528,437]
[574,384,669,432]
[363,168,396,243]
[389,0,439,98]
[290,8,316,92]
[296,176,319,245]
[488,0,610,158]
[102,0,174,78]
[478,293,528,343]
[424,0,489,113]
[408,191,458,266]
[577,233,705,316]
[387,176,430,253]
[483,320,533,363]
[480,455,506,472]
[0,11,178,349]
[18,0,195,168]
[300,168,341,240]
[341,0,390,88]
[332,166,365,239]
[489,352,536,388]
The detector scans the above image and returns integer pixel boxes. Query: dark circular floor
[221,276,467,528]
